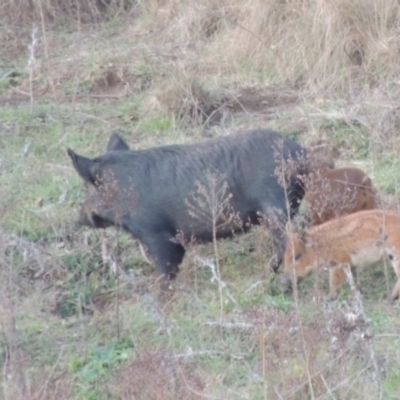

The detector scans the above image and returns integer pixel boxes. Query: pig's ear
[67,149,100,185]
[107,132,130,151]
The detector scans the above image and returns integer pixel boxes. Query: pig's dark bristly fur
[68,129,307,280]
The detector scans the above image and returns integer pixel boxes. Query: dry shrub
[108,348,205,400]
[0,244,72,400]
[247,304,383,399]
[141,0,235,44]
[2,371,73,400]
[248,307,328,398]
[144,72,224,126]
[0,226,49,279]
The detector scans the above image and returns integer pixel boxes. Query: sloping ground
[1,1,400,399]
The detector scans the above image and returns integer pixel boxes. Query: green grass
[319,117,371,159]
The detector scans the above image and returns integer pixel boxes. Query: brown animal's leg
[350,265,360,292]
[329,264,359,299]
[390,280,400,302]
[329,264,348,299]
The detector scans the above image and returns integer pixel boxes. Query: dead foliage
[107,348,206,400]
[3,0,136,26]
[246,302,384,399]
[1,368,73,400]
[0,225,49,279]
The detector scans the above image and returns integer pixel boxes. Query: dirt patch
[227,86,299,114]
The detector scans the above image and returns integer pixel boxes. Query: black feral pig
[67,129,307,281]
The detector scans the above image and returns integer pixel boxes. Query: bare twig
[176,348,247,361]
[27,24,39,110]
[205,321,253,330]
[101,235,172,334]
[343,264,383,400]
[194,255,236,305]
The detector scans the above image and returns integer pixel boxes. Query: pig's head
[68,133,132,229]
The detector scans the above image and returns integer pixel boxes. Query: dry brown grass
[249,295,389,399]
[108,348,206,400]
[3,0,400,93]
[2,0,135,25]
[127,0,400,92]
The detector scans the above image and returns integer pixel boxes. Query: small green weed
[69,338,134,397]
[320,118,370,159]
[373,157,400,193]
[139,112,175,136]
[0,67,25,93]
[56,252,112,318]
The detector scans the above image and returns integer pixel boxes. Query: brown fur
[304,167,377,226]
[282,209,400,301]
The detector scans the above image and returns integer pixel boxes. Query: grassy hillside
[1,1,400,399]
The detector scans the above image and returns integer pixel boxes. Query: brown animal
[304,166,377,226]
[282,209,400,302]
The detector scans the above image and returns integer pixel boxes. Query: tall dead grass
[3,0,400,103]
[149,0,400,93]
[2,0,135,25]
